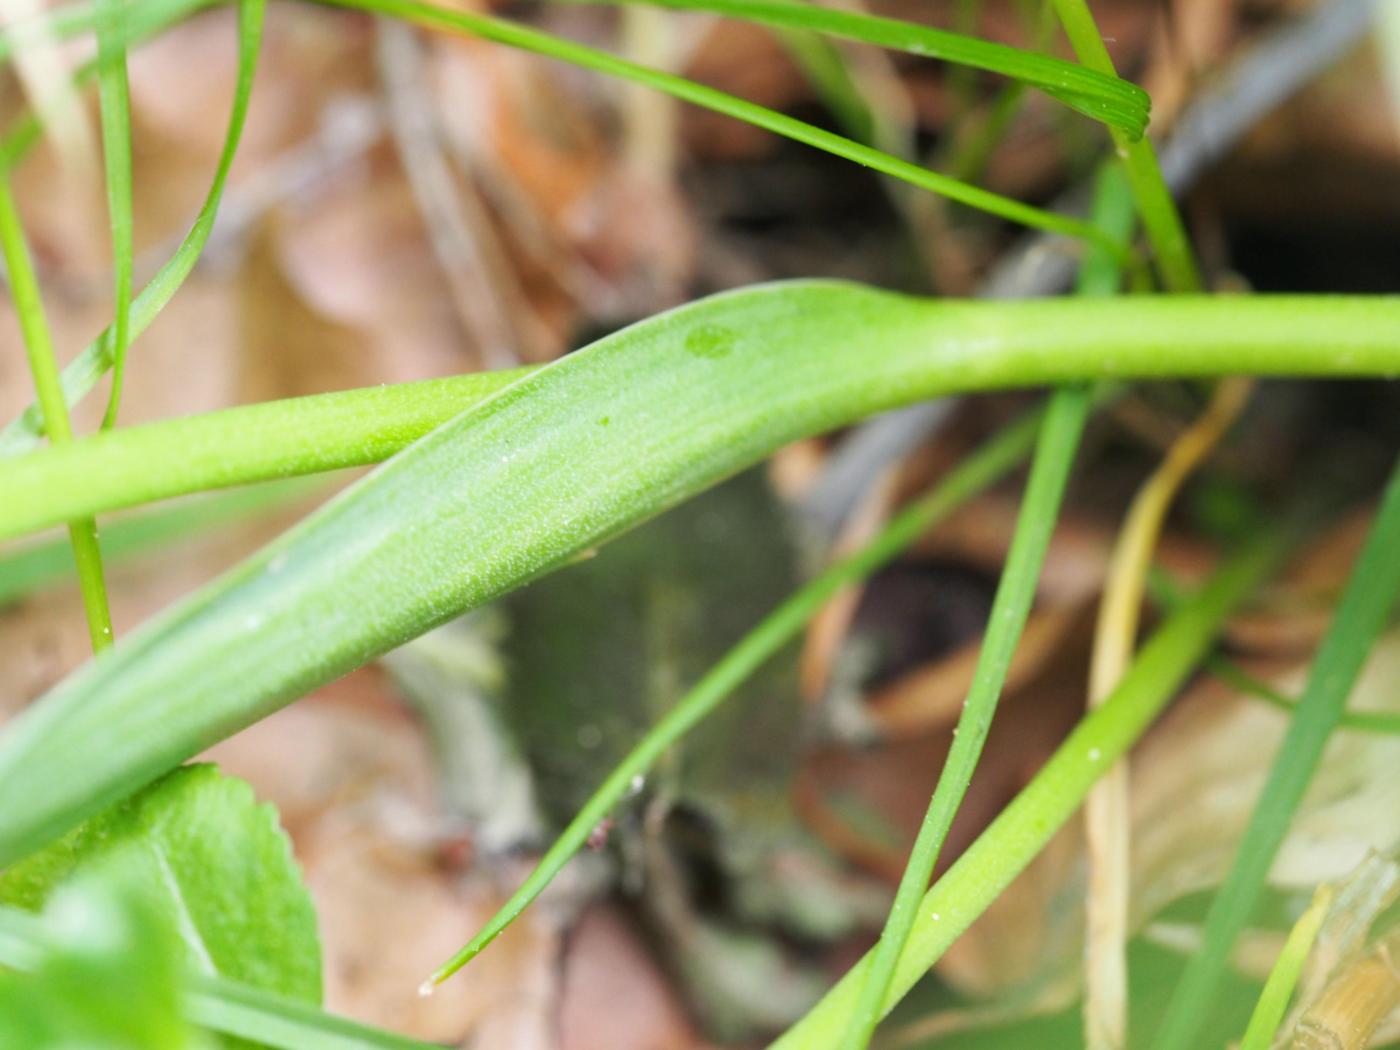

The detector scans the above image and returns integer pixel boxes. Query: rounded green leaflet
[0,764,321,1022]
[0,281,1398,867]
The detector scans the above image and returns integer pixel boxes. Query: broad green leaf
[0,282,1399,865]
[1,765,321,1010]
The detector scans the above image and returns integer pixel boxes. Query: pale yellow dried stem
[1083,375,1254,1050]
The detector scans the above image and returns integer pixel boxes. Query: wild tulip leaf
[0,283,1398,867]
[0,765,320,1014]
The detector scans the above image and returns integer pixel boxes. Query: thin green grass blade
[2,292,1399,542]
[1208,656,1400,737]
[430,399,1054,985]
[0,905,439,1050]
[318,0,1130,261]
[835,162,1135,1050]
[0,0,265,457]
[0,175,114,652]
[773,526,1295,1049]
[95,0,134,430]
[838,383,1091,1050]
[0,282,1397,866]
[1050,0,1200,291]
[1151,452,1400,1050]
[565,0,1150,138]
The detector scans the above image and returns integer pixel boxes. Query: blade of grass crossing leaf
[429,397,1058,984]
[773,526,1294,1049]
[0,0,266,457]
[0,176,114,652]
[1151,452,1400,1050]
[569,0,1150,137]
[1050,0,1201,292]
[837,385,1091,1050]
[318,0,1133,267]
[1238,883,1333,1050]
[834,160,1134,1050]
[2,283,1399,866]
[1208,656,1400,737]
[95,0,134,430]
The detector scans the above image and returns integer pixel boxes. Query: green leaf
[0,905,438,1050]
[0,282,1399,866]
[1,764,321,1011]
[0,859,201,1050]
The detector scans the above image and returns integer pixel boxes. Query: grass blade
[1051,0,1200,291]
[2,291,1400,542]
[430,398,1055,986]
[838,384,1091,1050]
[0,0,265,457]
[772,526,1295,1049]
[1209,656,1400,737]
[1151,451,1400,1050]
[95,0,134,430]
[565,0,1150,138]
[836,162,1136,1050]
[0,283,1397,865]
[0,175,114,652]
[318,0,1130,261]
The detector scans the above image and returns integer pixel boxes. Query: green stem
[3,290,1399,544]
[1051,0,1203,292]
[771,528,1293,1049]
[0,368,531,542]
[0,177,114,652]
[431,400,1050,984]
[1151,452,1400,1050]
[95,0,134,430]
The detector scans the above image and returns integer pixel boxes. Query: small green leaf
[0,858,203,1050]
[1,765,321,1012]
